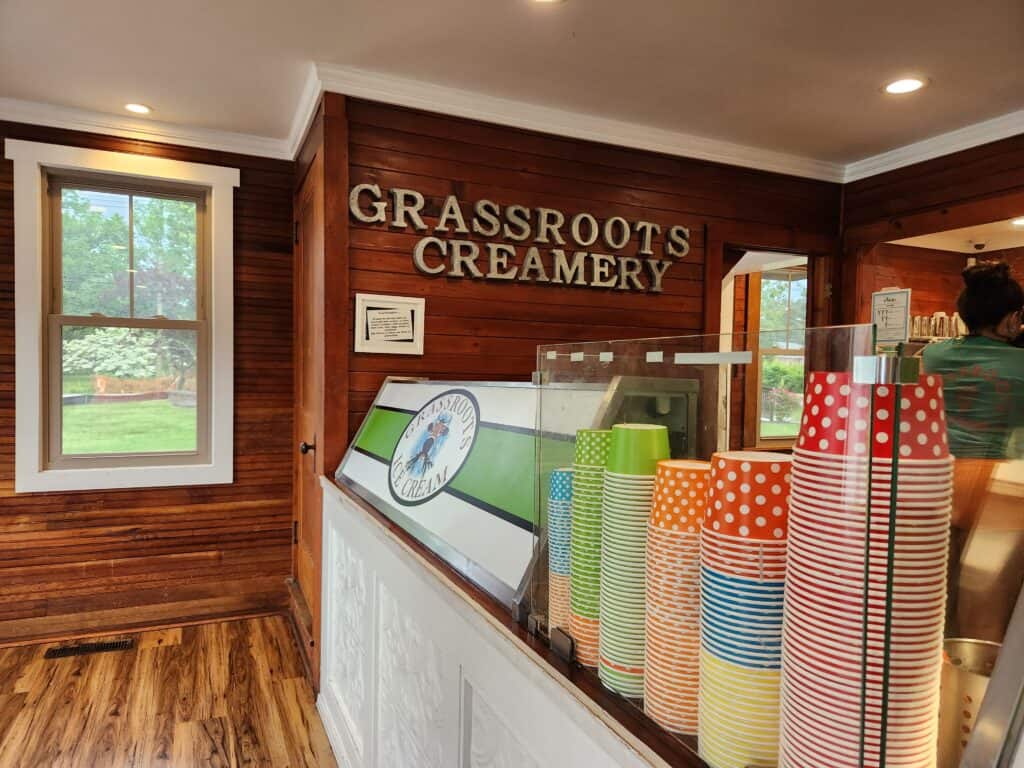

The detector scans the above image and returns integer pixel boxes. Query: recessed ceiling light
[533,0,566,4]
[1013,217,1024,227]
[884,78,926,95]
[125,103,151,115]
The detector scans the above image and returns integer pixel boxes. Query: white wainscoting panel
[319,479,668,768]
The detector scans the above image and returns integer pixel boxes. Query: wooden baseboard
[286,577,319,691]
[0,576,289,648]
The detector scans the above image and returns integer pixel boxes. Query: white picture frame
[354,293,425,355]
[871,287,912,344]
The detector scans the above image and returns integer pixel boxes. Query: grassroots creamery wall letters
[349,184,692,293]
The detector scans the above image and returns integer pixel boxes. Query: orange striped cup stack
[644,459,709,734]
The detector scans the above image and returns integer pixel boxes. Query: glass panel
[60,188,130,317]
[61,325,198,454]
[132,195,198,320]
[758,352,804,440]
[526,325,1024,764]
[924,329,1024,765]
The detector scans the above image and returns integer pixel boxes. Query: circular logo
[388,389,480,505]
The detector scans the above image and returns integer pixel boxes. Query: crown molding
[843,108,1024,182]
[316,63,846,183]
[2,65,1022,184]
[0,96,291,160]
[284,63,324,159]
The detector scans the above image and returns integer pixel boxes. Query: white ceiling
[2,0,1023,179]
[890,219,1024,253]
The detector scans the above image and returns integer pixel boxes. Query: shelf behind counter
[317,476,707,768]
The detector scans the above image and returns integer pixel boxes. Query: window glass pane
[61,189,130,317]
[759,353,805,440]
[758,274,793,340]
[789,275,808,331]
[133,196,198,320]
[61,326,198,454]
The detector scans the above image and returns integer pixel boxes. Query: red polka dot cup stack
[643,459,709,735]
[780,371,953,768]
[698,451,791,768]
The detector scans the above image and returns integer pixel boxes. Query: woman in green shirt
[923,261,1024,641]
[923,261,1024,460]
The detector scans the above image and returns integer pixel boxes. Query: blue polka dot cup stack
[781,372,952,768]
[699,451,792,768]
[569,429,612,668]
[547,467,573,633]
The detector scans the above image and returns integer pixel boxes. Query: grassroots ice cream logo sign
[388,389,480,505]
[349,184,691,293]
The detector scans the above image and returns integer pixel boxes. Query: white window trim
[4,139,240,492]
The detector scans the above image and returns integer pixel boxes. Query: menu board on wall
[335,379,605,611]
[871,288,912,344]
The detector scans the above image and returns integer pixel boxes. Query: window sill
[16,462,233,493]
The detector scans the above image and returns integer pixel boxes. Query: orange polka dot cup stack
[644,459,708,734]
[700,451,791,767]
[703,451,791,582]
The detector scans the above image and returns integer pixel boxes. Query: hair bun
[962,261,1011,288]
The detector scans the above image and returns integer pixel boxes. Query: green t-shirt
[922,336,1024,459]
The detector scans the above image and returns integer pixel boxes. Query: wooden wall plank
[340,98,841,441]
[0,121,294,643]
[840,132,1024,323]
[852,244,967,323]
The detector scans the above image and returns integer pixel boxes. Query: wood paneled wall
[852,243,967,323]
[843,134,1024,236]
[0,122,294,643]
[840,134,1024,323]
[990,247,1024,278]
[342,98,841,435]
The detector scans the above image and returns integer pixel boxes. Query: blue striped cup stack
[698,451,792,768]
[547,467,573,633]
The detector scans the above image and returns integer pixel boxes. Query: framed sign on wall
[354,293,425,355]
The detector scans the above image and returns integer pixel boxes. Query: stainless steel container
[938,638,1002,767]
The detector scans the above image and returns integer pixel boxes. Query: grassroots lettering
[349,184,691,293]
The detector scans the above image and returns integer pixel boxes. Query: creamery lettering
[349,184,691,293]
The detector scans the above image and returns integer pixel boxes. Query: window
[748,267,808,445]
[48,177,207,465]
[5,139,238,491]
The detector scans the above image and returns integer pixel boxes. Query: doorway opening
[721,250,810,450]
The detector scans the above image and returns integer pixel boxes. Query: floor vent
[44,638,135,659]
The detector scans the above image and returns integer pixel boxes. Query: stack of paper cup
[548,467,573,633]
[644,459,709,734]
[570,429,612,667]
[598,424,671,698]
[781,371,952,768]
[699,451,792,768]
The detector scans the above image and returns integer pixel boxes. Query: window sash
[45,172,211,468]
[745,268,810,448]
[47,174,206,320]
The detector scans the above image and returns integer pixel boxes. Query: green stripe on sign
[353,408,411,459]
[448,428,536,525]
[352,406,578,528]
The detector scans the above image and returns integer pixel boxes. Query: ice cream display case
[530,324,1024,768]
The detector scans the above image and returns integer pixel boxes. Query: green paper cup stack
[569,429,612,668]
[598,423,671,698]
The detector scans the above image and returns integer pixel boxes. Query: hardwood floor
[0,616,337,767]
